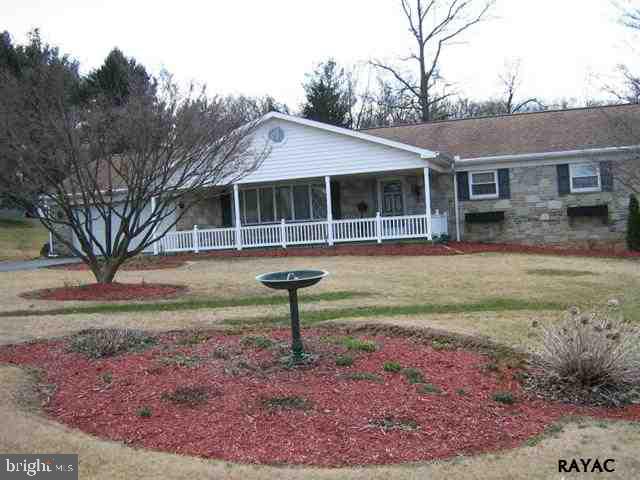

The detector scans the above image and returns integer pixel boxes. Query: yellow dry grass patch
[2,365,639,480]
[0,218,49,262]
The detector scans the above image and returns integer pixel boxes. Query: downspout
[453,156,461,242]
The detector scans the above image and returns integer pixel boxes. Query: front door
[381,180,404,216]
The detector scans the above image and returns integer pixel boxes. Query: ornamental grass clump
[528,301,640,406]
[69,329,156,359]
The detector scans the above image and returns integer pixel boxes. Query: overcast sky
[3,0,637,108]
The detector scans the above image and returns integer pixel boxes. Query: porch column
[423,167,433,240]
[233,184,242,250]
[325,176,334,246]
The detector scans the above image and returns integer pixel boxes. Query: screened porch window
[469,170,498,200]
[241,183,326,224]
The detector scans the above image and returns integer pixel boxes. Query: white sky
[3,0,638,108]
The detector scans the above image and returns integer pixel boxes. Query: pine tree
[627,194,640,251]
[301,60,354,128]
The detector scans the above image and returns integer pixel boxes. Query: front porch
[158,168,452,254]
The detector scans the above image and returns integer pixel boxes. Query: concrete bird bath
[256,269,329,360]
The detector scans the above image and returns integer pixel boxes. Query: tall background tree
[301,59,355,127]
[371,0,494,122]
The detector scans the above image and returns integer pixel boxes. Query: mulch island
[21,282,187,301]
[1,327,638,467]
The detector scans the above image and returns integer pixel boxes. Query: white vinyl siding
[241,119,429,184]
[570,163,601,193]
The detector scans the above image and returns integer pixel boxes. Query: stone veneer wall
[459,156,633,248]
[176,190,225,230]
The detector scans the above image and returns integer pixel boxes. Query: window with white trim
[570,163,601,193]
[469,170,499,200]
[241,183,326,225]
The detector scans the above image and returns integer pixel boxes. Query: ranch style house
[58,103,640,256]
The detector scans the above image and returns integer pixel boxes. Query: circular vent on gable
[268,126,285,144]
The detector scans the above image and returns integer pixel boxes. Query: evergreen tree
[81,48,154,105]
[627,194,640,251]
[302,59,354,128]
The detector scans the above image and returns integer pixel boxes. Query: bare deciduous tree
[498,59,543,114]
[371,0,494,122]
[0,65,265,284]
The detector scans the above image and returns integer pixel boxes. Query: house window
[241,183,326,225]
[570,163,601,193]
[469,170,499,200]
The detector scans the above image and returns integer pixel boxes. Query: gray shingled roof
[365,104,640,159]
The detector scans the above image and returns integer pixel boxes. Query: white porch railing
[159,212,448,254]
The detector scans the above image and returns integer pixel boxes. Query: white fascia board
[455,145,640,171]
[260,112,439,159]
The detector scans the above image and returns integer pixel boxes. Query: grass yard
[0,218,49,261]
[0,251,639,478]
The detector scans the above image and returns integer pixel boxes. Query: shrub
[383,361,402,373]
[101,372,113,384]
[240,336,274,349]
[160,353,202,368]
[417,383,442,395]
[137,406,152,417]
[529,303,640,406]
[431,339,454,351]
[162,386,210,406]
[177,332,210,346]
[493,391,515,404]
[627,194,640,251]
[69,329,156,359]
[341,372,383,383]
[335,354,354,367]
[262,395,312,410]
[341,337,377,352]
[402,367,425,384]
[368,416,419,431]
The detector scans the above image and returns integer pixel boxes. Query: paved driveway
[0,257,81,272]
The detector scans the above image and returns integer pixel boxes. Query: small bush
[431,339,454,351]
[101,372,113,384]
[137,406,152,418]
[493,391,515,404]
[211,346,231,359]
[262,395,312,410]
[368,416,419,431]
[529,303,640,406]
[483,362,500,373]
[627,194,640,251]
[456,388,468,396]
[70,329,156,359]
[402,367,425,384]
[160,353,202,368]
[418,383,442,395]
[177,332,210,346]
[162,386,211,406]
[383,361,402,373]
[342,372,383,383]
[335,354,354,367]
[341,337,377,352]
[240,335,274,349]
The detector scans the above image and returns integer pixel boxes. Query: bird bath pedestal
[256,270,329,360]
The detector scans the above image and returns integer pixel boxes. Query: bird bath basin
[256,270,329,360]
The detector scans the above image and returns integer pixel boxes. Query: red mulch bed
[21,282,187,301]
[451,242,640,259]
[1,329,638,467]
[50,257,187,272]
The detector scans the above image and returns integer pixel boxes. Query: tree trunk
[89,258,123,284]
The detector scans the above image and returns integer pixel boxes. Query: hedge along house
[56,104,640,256]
